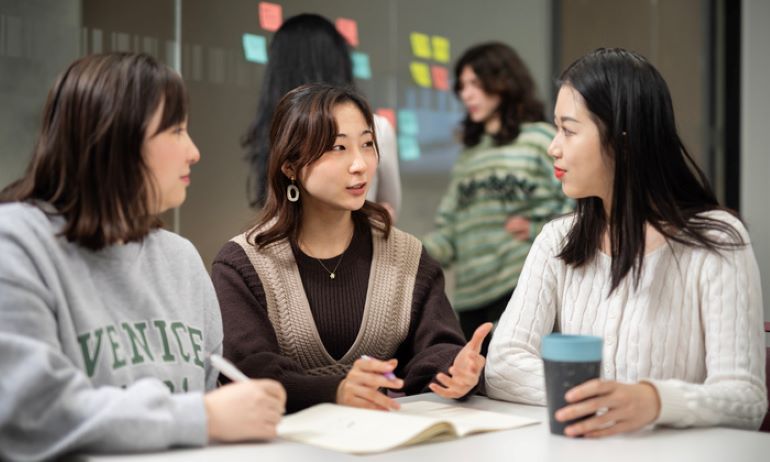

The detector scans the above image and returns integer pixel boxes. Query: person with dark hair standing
[243,13,401,220]
[486,48,767,436]
[0,53,285,461]
[213,83,491,413]
[422,42,571,350]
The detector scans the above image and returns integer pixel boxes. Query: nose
[349,146,367,174]
[547,133,561,160]
[189,139,201,165]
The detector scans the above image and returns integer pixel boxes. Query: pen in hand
[209,353,250,383]
[361,355,397,380]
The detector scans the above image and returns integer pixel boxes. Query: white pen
[209,354,250,383]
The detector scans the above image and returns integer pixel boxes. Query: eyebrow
[554,115,580,124]
[335,129,374,138]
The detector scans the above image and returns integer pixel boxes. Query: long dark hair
[557,48,743,292]
[0,52,188,250]
[243,13,353,207]
[252,83,390,248]
[454,42,545,147]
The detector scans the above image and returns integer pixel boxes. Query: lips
[181,174,191,185]
[346,182,367,196]
[554,167,566,180]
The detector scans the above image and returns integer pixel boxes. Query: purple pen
[361,354,397,380]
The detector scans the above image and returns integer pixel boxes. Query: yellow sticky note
[432,35,450,63]
[410,62,432,88]
[410,32,432,59]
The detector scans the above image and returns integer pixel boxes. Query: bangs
[154,68,188,134]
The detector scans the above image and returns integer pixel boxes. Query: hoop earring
[287,177,300,202]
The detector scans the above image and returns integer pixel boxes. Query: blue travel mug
[541,334,603,435]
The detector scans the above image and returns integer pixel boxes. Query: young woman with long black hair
[486,48,767,436]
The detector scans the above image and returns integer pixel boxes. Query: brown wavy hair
[454,42,545,147]
[252,83,391,247]
[0,53,188,250]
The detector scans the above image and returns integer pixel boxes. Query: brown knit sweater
[212,219,474,413]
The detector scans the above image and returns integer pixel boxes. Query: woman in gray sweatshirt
[0,53,285,461]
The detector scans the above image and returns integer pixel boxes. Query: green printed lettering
[163,380,174,393]
[105,325,127,370]
[77,328,104,377]
[187,327,204,368]
[121,321,154,365]
[170,322,190,362]
[182,376,189,392]
[153,320,176,362]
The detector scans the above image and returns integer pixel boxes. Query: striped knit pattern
[486,211,768,429]
[422,122,572,311]
[232,225,421,376]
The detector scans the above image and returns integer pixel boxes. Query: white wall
[741,0,770,330]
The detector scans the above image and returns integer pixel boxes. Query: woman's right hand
[336,357,403,411]
[204,379,286,442]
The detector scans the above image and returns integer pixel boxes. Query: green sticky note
[398,110,419,136]
[351,51,371,80]
[242,33,267,63]
[398,135,421,161]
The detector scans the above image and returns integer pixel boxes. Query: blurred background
[1,0,767,326]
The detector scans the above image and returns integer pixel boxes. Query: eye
[331,144,346,152]
[362,141,375,149]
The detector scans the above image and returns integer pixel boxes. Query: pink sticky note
[336,17,359,47]
[431,65,449,91]
[376,108,397,131]
[259,2,283,32]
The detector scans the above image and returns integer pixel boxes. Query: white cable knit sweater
[486,210,768,429]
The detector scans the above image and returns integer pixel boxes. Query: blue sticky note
[351,51,371,80]
[242,33,267,63]
[398,136,421,161]
[397,109,419,136]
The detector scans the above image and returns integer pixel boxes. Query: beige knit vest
[231,225,421,376]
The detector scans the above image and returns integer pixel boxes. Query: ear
[280,163,295,179]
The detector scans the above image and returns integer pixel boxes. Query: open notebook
[277,400,539,454]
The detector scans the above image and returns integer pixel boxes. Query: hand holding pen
[203,354,287,442]
[336,355,403,411]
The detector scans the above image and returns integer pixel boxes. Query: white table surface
[74,393,770,462]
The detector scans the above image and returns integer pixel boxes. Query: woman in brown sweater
[212,83,491,413]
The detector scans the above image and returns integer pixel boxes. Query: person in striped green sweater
[423,43,572,353]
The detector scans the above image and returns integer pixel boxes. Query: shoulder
[0,202,57,235]
[692,209,750,245]
[213,238,253,269]
[533,213,575,254]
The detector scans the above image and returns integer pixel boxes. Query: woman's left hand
[429,322,493,399]
[556,379,661,437]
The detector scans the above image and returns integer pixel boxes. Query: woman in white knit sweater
[485,48,767,437]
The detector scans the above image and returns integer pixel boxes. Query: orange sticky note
[376,108,397,131]
[259,2,283,32]
[410,62,432,88]
[432,36,450,63]
[431,65,449,91]
[336,17,359,47]
[410,32,432,59]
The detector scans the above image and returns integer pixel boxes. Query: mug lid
[541,334,603,362]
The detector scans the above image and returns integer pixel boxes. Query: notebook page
[398,401,539,436]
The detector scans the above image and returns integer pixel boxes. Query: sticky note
[431,65,449,91]
[410,32,432,59]
[258,2,283,32]
[410,62,432,88]
[432,35,450,63]
[376,108,397,131]
[397,109,419,136]
[242,33,268,63]
[398,136,421,161]
[351,51,371,79]
[336,17,359,47]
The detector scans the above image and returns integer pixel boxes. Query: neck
[298,206,355,259]
[484,115,501,135]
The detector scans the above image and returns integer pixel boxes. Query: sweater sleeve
[647,221,767,429]
[484,222,560,405]
[211,242,343,413]
[0,236,206,461]
[394,249,476,397]
[422,177,459,267]
[373,114,402,219]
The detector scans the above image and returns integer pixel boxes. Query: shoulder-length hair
[557,48,743,292]
[0,52,188,250]
[252,83,391,248]
[453,42,545,148]
[243,13,353,207]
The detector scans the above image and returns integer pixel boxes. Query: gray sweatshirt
[0,203,223,461]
